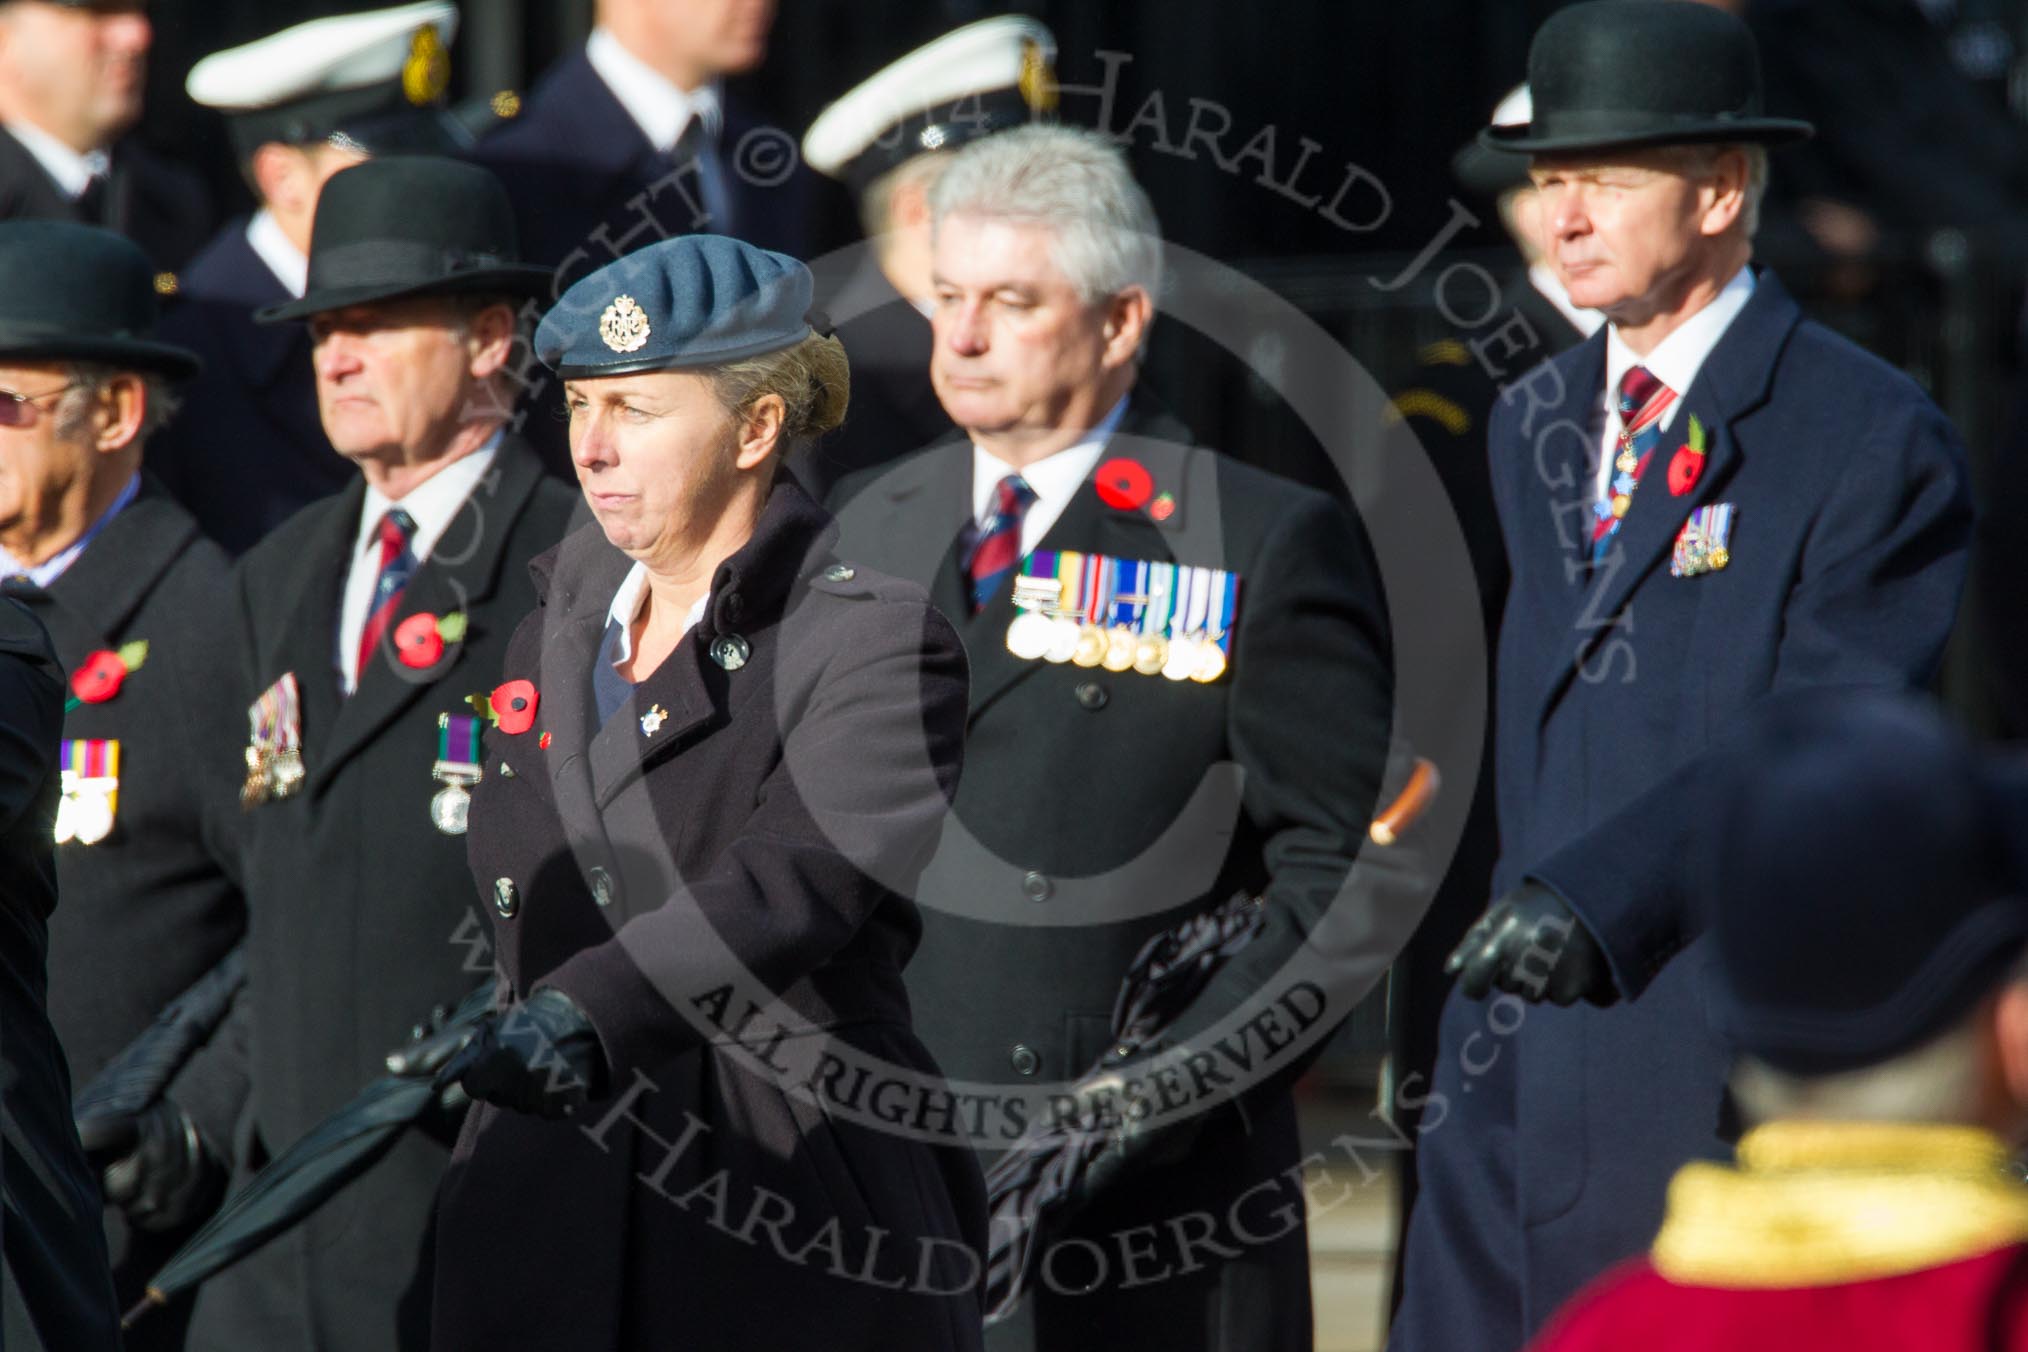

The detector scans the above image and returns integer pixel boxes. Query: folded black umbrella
[121,982,493,1331]
[74,944,246,1151]
[982,892,1267,1323]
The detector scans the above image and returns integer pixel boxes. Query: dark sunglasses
[0,383,81,429]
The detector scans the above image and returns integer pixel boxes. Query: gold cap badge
[599,295,651,354]
[1019,40,1058,114]
[402,25,450,107]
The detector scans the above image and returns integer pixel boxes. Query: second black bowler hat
[258,156,551,323]
[0,222,200,379]
[1485,1,1813,155]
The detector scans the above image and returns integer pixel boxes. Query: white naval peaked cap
[186,2,461,112]
[802,15,1056,187]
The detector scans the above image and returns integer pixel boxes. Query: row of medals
[1005,577,1228,683]
[55,773,115,845]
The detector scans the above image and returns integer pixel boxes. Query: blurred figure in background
[1533,692,2028,1351]
[0,0,208,270]
[150,2,472,557]
[796,15,1055,496]
[480,0,829,284]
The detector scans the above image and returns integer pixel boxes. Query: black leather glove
[78,1098,222,1233]
[1061,1060,1201,1210]
[429,989,607,1119]
[1444,881,1618,1007]
[383,1002,475,1141]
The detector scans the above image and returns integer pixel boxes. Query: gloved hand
[1060,1059,1200,1210]
[428,989,606,1119]
[1444,881,1618,1007]
[78,1098,222,1232]
[384,1002,475,1141]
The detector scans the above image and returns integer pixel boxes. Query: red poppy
[71,650,127,704]
[394,613,445,669]
[1093,458,1154,511]
[1668,444,1705,497]
[492,679,539,735]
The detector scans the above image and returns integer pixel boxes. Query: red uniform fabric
[1530,1247,2028,1352]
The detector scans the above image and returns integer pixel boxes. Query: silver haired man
[829,125,1397,1352]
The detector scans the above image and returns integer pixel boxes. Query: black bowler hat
[1484,1,1812,156]
[257,156,551,323]
[1705,692,2028,1075]
[0,222,199,379]
[1453,84,1534,199]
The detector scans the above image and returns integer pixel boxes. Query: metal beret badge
[599,295,651,354]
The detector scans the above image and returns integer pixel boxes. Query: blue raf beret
[536,235,816,380]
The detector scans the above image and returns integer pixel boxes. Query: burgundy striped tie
[963,474,1036,613]
[355,508,417,686]
[1592,364,1676,561]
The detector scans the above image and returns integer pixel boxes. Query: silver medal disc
[431,783,471,836]
[1006,611,1054,661]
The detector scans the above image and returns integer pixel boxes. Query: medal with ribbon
[431,713,483,835]
[242,673,304,808]
[56,739,118,845]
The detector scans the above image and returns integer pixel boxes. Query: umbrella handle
[1369,757,1439,847]
[121,1286,168,1331]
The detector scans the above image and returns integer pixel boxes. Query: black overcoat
[179,439,577,1352]
[150,221,348,556]
[1391,271,1975,1350]
[431,479,986,1352]
[0,127,210,271]
[829,401,1397,1352]
[13,481,245,1345]
[0,597,120,1351]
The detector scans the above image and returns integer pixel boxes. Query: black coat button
[589,867,617,908]
[1075,681,1108,710]
[1009,1044,1040,1076]
[1022,871,1053,902]
[492,877,519,919]
[710,635,751,671]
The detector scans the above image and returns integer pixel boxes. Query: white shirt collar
[585,27,723,153]
[245,208,308,299]
[353,433,502,568]
[603,561,711,667]
[6,119,107,199]
[0,472,138,587]
[1529,261,1606,339]
[1604,265,1756,424]
[970,395,1131,525]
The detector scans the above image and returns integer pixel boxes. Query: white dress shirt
[970,395,1131,557]
[1595,266,1755,502]
[337,438,499,693]
[245,208,309,299]
[585,27,731,227]
[603,561,709,668]
[6,119,107,199]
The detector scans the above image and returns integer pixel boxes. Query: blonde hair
[707,332,851,446]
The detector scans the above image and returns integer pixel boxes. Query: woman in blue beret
[417,235,985,1350]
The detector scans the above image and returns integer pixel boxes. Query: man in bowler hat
[0,221,244,1351]
[151,2,473,556]
[1534,692,2028,1350]
[172,156,577,1352]
[1390,4,1974,1346]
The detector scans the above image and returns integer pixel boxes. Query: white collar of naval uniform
[338,433,500,693]
[1596,264,1754,501]
[585,26,724,153]
[970,393,1129,557]
[245,207,310,299]
[5,118,108,198]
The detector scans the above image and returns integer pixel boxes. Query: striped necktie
[1593,365,1676,561]
[962,474,1037,613]
[354,507,417,688]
